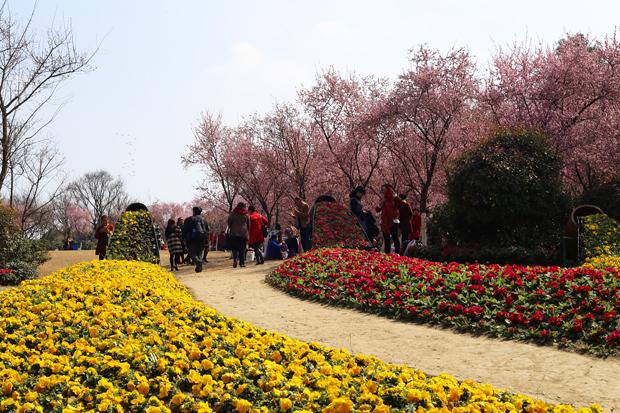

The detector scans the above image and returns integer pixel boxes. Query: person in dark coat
[165,218,183,271]
[248,205,268,265]
[376,184,400,254]
[284,228,299,258]
[394,194,414,254]
[349,186,365,222]
[350,186,374,237]
[182,207,210,273]
[94,215,112,260]
[227,202,250,268]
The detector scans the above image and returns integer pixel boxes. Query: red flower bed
[312,202,368,250]
[267,248,620,355]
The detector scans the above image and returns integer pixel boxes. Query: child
[247,247,255,263]
[284,228,300,257]
[278,232,289,259]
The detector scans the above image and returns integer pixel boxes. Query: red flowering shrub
[312,202,368,250]
[267,248,620,355]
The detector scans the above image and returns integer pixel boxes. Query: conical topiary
[108,210,159,263]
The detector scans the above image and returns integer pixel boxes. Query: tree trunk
[419,184,430,213]
[0,111,9,192]
[8,163,14,208]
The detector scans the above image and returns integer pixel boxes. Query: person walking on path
[228,202,250,268]
[182,207,209,273]
[165,218,183,271]
[376,184,400,254]
[94,215,113,260]
[394,193,414,254]
[291,197,311,252]
[248,205,268,265]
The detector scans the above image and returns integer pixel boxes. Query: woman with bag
[165,219,183,271]
[248,205,268,265]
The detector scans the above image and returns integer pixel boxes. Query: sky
[9,0,620,204]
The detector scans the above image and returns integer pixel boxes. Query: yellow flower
[170,393,185,406]
[137,381,150,395]
[234,399,252,413]
[280,397,293,411]
[0,259,600,413]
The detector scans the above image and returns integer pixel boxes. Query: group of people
[225,198,309,268]
[157,199,310,272]
[94,186,420,271]
[350,184,422,255]
[165,207,211,272]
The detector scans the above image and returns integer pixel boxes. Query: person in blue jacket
[266,234,283,260]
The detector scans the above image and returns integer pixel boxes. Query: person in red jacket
[394,193,414,254]
[248,205,269,265]
[411,207,422,241]
[376,184,400,254]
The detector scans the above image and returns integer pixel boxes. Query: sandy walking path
[176,253,620,412]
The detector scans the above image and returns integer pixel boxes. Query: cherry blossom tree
[481,32,620,192]
[225,123,288,224]
[388,46,479,211]
[258,103,321,199]
[53,191,91,239]
[148,202,188,230]
[184,113,240,212]
[300,69,390,191]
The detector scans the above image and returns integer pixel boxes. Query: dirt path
[176,253,620,412]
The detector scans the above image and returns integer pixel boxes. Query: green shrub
[0,204,49,285]
[79,239,96,250]
[409,243,560,266]
[579,178,620,221]
[0,260,38,285]
[440,129,569,250]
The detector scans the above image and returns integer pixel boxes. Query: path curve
[176,254,620,412]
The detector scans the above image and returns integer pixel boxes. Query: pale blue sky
[10,1,620,204]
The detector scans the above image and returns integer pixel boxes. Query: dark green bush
[579,177,620,221]
[439,130,570,250]
[0,204,49,285]
[409,244,561,266]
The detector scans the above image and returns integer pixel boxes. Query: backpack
[189,216,207,241]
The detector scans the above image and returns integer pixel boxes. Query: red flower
[605,330,620,345]
[267,247,620,355]
[530,310,545,323]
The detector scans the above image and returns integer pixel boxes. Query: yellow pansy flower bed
[582,255,620,271]
[581,214,620,259]
[0,260,603,412]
